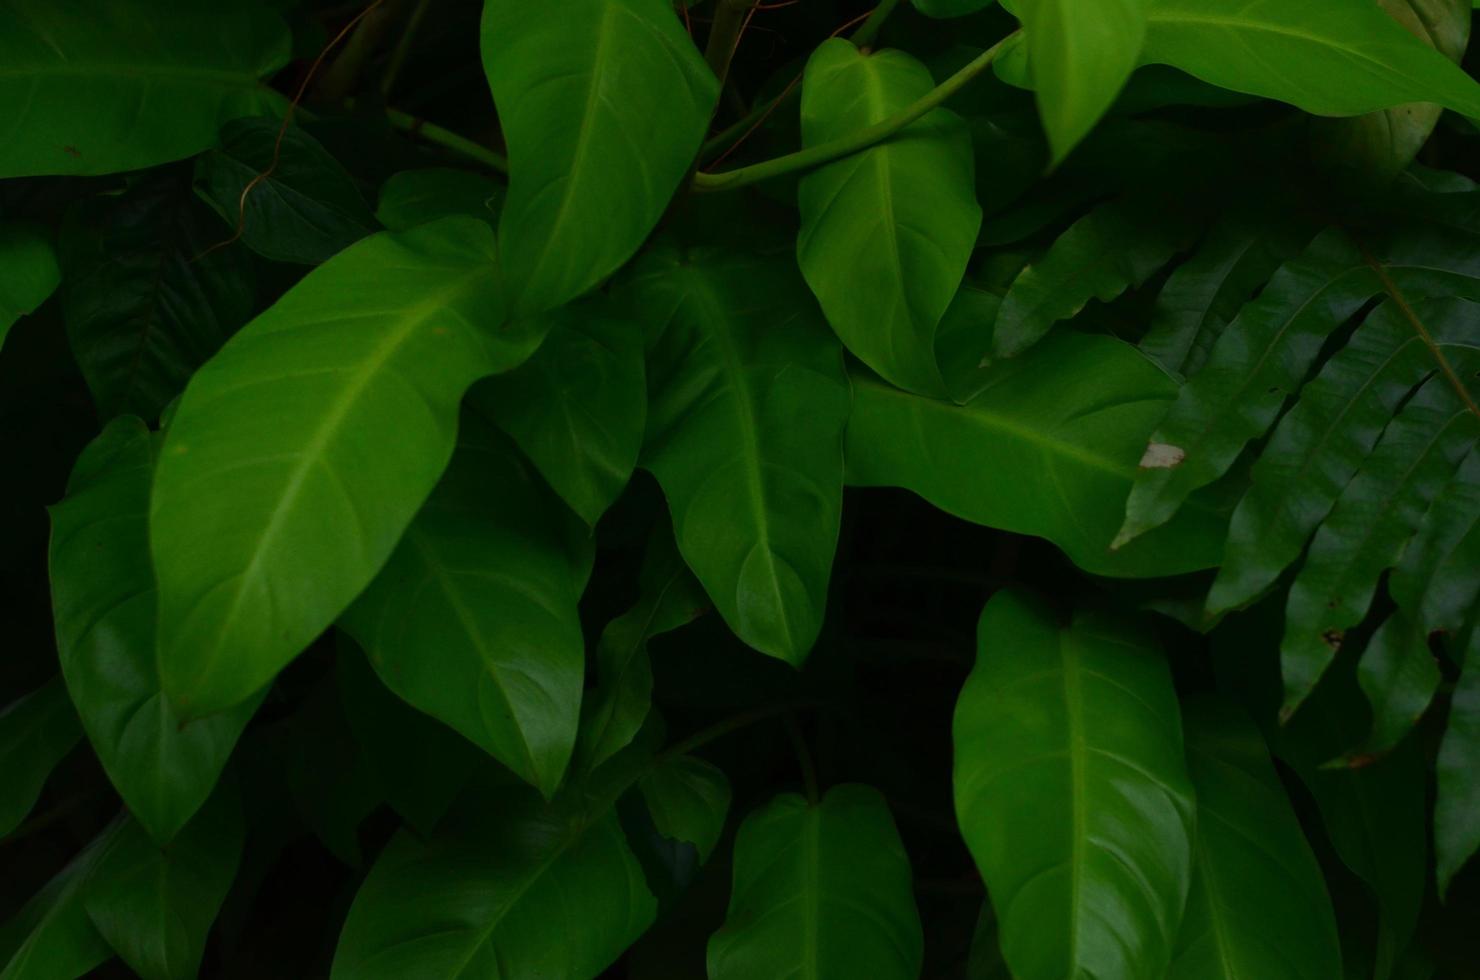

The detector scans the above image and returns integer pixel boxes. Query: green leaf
[1015,0,1149,162]
[992,194,1195,357]
[194,118,377,265]
[0,224,60,351]
[83,785,243,980]
[0,824,119,979]
[1208,293,1480,621]
[914,0,996,15]
[0,0,289,178]
[1280,660,1427,980]
[339,415,592,799]
[1116,222,1480,547]
[1169,699,1342,979]
[1437,616,1480,894]
[481,0,719,316]
[707,785,923,980]
[1310,0,1473,183]
[375,168,503,232]
[336,637,481,836]
[579,525,707,771]
[625,246,849,665]
[49,416,260,843]
[1142,0,1480,121]
[797,39,980,396]
[1281,367,1479,716]
[59,168,257,420]
[1356,448,1480,752]
[953,590,1195,980]
[639,755,730,862]
[331,764,658,979]
[151,217,533,719]
[846,332,1229,578]
[1140,212,1314,379]
[472,298,647,525]
[0,677,81,839]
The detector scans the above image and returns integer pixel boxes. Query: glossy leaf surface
[626,246,849,665]
[151,217,531,718]
[0,0,289,177]
[50,416,259,843]
[340,418,592,799]
[707,785,923,980]
[473,299,646,525]
[954,590,1195,980]
[846,332,1228,578]
[797,39,980,396]
[482,0,719,316]
[1169,699,1341,980]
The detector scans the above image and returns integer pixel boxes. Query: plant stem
[786,715,821,803]
[381,0,433,96]
[694,30,1018,192]
[383,107,509,173]
[704,0,755,88]
[657,701,812,762]
[699,0,904,164]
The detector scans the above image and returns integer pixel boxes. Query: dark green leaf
[626,246,849,665]
[707,785,923,980]
[797,39,980,396]
[0,824,118,979]
[481,0,719,316]
[59,169,257,420]
[331,761,658,979]
[0,224,60,351]
[0,0,289,178]
[0,677,81,839]
[639,755,730,862]
[83,785,243,980]
[1436,616,1480,894]
[472,298,646,525]
[1169,699,1341,979]
[954,590,1195,980]
[150,217,533,718]
[50,416,259,843]
[195,118,377,265]
[579,526,707,771]
[339,417,592,799]
[375,168,503,232]
[846,332,1229,577]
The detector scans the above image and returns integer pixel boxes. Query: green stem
[381,0,433,96]
[786,715,821,803]
[657,701,812,763]
[698,0,905,164]
[383,107,508,173]
[704,0,754,88]
[694,30,1017,192]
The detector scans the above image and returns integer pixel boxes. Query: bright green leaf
[954,590,1195,980]
[481,0,719,316]
[846,332,1229,578]
[151,217,534,719]
[707,785,923,980]
[340,415,592,799]
[797,39,981,396]
[1142,0,1480,121]
[0,0,289,178]
[50,416,259,843]
[625,245,849,665]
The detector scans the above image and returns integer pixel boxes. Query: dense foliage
[3,0,1480,977]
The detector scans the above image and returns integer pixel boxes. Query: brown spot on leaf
[63,145,81,157]
[1322,629,1344,651]
[1138,443,1185,469]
